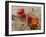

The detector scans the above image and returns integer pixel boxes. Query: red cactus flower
[18,8,26,17]
[27,16,39,26]
[27,16,33,23]
[31,17,39,26]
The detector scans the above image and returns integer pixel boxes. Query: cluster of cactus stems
[12,8,40,30]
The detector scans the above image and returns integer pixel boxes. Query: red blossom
[31,18,39,26]
[27,16,33,23]
[27,16,39,26]
[18,8,26,17]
